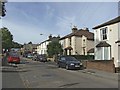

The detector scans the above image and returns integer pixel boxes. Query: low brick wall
[84,60,115,73]
[47,58,54,62]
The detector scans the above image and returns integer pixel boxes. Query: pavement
[45,58,119,81]
[80,69,118,81]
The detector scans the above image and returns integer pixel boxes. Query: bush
[70,55,94,61]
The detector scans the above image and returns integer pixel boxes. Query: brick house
[23,43,37,54]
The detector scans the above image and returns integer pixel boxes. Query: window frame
[100,27,108,40]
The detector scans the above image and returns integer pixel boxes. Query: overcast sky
[2,1,118,44]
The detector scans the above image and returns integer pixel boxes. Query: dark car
[57,56,82,70]
[7,52,20,64]
[23,53,28,58]
[36,55,47,62]
[32,54,37,61]
[27,53,34,59]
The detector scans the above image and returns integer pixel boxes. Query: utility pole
[0,0,7,17]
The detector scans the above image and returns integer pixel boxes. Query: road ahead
[2,57,118,88]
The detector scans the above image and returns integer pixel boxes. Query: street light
[40,34,43,35]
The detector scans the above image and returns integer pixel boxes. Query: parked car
[57,56,82,70]
[23,53,28,58]
[27,53,33,59]
[36,55,47,62]
[32,54,37,61]
[7,52,20,64]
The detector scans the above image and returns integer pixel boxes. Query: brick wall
[83,60,115,73]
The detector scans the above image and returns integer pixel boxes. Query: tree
[0,27,13,50]
[28,41,32,44]
[47,40,63,61]
[12,41,23,48]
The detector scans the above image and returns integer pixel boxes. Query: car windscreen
[10,53,19,57]
[65,57,78,61]
[28,54,33,56]
[38,55,46,58]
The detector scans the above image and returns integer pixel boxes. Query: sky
[2,1,119,44]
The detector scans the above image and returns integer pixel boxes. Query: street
[2,57,118,88]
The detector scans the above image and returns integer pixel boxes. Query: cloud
[46,4,55,18]
[2,19,48,44]
[56,16,76,34]
[3,2,118,44]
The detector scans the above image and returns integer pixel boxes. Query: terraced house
[93,16,120,68]
[60,27,94,55]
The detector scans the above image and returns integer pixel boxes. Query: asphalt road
[2,57,118,88]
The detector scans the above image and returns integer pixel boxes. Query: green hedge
[70,55,94,61]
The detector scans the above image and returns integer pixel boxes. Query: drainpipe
[110,46,112,60]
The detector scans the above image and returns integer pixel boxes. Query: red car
[7,52,20,64]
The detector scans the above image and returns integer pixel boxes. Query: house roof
[87,48,94,53]
[93,16,120,29]
[96,41,111,47]
[60,29,94,40]
[40,39,50,45]
[39,36,60,45]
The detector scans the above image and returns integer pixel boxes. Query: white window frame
[100,27,108,41]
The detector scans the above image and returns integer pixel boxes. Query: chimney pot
[72,26,78,33]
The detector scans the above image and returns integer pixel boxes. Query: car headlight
[80,63,83,65]
[70,63,74,65]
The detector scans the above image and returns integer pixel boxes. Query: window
[104,47,109,60]
[69,37,71,45]
[100,27,108,40]
[61,57,65,61]
[83,39,86,46]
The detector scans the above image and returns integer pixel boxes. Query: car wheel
[66,65,69,70]
[58,64,60,68]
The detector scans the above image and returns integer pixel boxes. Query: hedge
[70,55,94,61]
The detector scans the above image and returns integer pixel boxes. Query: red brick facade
[83,60,115,73]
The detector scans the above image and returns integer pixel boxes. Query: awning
[64,46,73,50]
[96,41,111,47]
[87,48,94,53]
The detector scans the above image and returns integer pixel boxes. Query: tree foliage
[12,41,23,48]
[1,27,13,49]
[0,27,23,50]
[47,40,63,57]
[28,41,32,44]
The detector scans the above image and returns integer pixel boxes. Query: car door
[60,57,66,68]
[58,57,64,67]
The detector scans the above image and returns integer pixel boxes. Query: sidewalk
[81,69,119,81]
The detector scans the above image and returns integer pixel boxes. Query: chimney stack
[49,34,52,39]
[83,27,89,31]
[72,26,78,33]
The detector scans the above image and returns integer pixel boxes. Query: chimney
[57,35,60,38]
[49,34,52,39]
[72,26,78,33]
[83,27,89,31]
